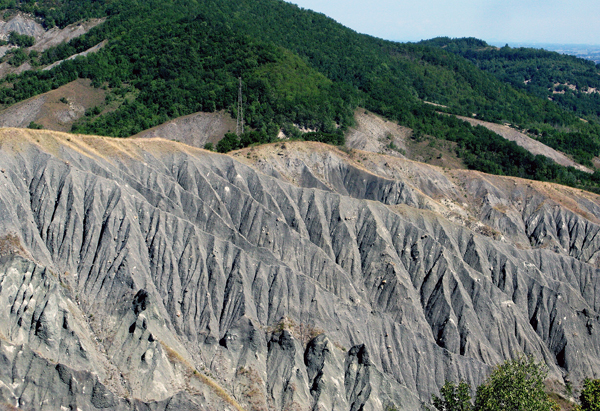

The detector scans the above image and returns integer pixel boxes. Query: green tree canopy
[8,31,34,47]
[426,380,472,411]
[473,355,558,411]
[580,378,600,411]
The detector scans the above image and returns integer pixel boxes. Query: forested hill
[421,37,600,158]
[420,37,600,119]
[1,0,600,190]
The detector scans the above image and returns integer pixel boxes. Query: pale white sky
[289,0,600,45]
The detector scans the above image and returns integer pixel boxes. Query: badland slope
[0,129,599,410]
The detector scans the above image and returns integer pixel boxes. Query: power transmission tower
[236,77,244,136]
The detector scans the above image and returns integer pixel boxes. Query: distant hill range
[495,42,600,65]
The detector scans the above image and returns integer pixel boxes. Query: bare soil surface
[0,78,106,131]
[406,137,465,170]
[423,101,448,108]
[0,60,31,78]
[133,110,237,147]
[455,115,593,173]
[0,13,45,41]
[346,109,465,169]
[345,109,411,157]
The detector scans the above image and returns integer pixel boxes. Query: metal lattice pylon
[236,77,244,136]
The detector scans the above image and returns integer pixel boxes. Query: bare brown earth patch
[31,18,106,53]
[345,108,465,169]
[0,78,107,131]
[0,233,31,260]
[133,110,236,148]
[405,136,465,170]
[346,108,592,174]
[345,109,411,157]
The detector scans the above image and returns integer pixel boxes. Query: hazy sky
[289,0,600,45]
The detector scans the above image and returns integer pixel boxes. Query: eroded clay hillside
[0,129,599,410]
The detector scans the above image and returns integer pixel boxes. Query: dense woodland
[1,0,600,191]
[422,37,600,164]
[421,37,600,120]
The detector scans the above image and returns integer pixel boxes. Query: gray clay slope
[0,129,599,410]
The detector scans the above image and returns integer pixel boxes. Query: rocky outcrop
[0,129,599,410]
